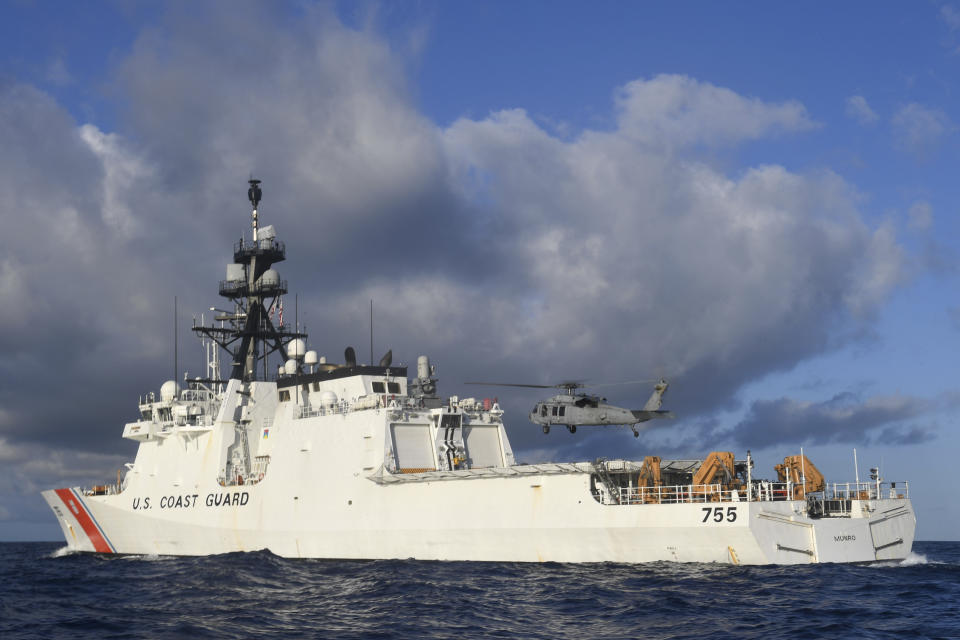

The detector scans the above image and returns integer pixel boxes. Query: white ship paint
[43,180,916,564]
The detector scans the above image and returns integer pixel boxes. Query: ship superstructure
[43,181,916,564]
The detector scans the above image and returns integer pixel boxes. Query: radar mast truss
[191,179,306,382]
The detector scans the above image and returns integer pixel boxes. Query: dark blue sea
[1,541,957,639]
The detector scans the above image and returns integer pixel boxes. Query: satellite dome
[160,380,178,402]
[288,339,306,359]
[304,350,318,366]
[320,391,338,407]
[261,269,279,287]
[284,359,298,375]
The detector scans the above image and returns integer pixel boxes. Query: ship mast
[192,179,306,382]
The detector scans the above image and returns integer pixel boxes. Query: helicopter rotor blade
[589,378,664,389]
[465,382,556,389]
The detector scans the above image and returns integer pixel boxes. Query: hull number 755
[701,506,737,523]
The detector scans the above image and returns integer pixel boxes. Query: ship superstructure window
[279,390,291,402]
[387,382,400,394]
[312,382,320,392]
[372,382,386,393]
[141,409,152,420]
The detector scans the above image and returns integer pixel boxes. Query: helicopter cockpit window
[540,405,547,417]
[552,406,558,416]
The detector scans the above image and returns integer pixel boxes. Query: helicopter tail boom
[630,409,675,423]
[642,379,669,411]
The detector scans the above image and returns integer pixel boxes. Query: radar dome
[261,269,279,287]
[320,391,338,406]
[284,359,298,375]
[304,350,318,366]
[160,380,178,402]
[288,339,306,359]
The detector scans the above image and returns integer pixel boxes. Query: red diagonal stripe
[54,488,112,553]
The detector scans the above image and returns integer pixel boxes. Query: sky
[1,1,958,541]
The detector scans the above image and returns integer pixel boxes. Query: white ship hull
[43,390,916,564]
[42,482,915,564]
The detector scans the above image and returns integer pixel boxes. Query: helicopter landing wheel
[567,425,577,434]
[631,426,639,438]
[542,425,550,434]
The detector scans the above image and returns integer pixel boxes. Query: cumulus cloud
[612,75,816,149]
[442,96,902,411]
[845,95,879,125]
[891,103,956,157]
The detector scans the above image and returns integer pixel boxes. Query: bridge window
[278,390,290,402]
[388,382,400,394]
[372,381,386,393]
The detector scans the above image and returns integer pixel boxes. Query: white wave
[121,553,166,561]
[868,551,930,568]
[49,546,76,558]
[899,551,928,566]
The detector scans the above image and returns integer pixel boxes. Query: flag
[278,297,284,327]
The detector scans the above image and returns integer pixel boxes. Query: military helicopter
[465,379,673,437]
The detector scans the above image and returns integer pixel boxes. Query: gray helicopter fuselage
[529,394,653,427]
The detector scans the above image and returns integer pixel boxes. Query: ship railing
[608,483,732,505]
[602,479,911,507]
[823,481,909,501]
[803,481,909,517]
[82,483,122,497]
[748,480,909,504]
[178,388,215,403]
[750,481,794,502]
[294,400,358,420]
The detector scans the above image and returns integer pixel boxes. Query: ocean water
[1,541,957,639]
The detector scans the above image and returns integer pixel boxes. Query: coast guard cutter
[43,180,916,564]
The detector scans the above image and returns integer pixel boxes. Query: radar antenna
[248,178,262,241]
